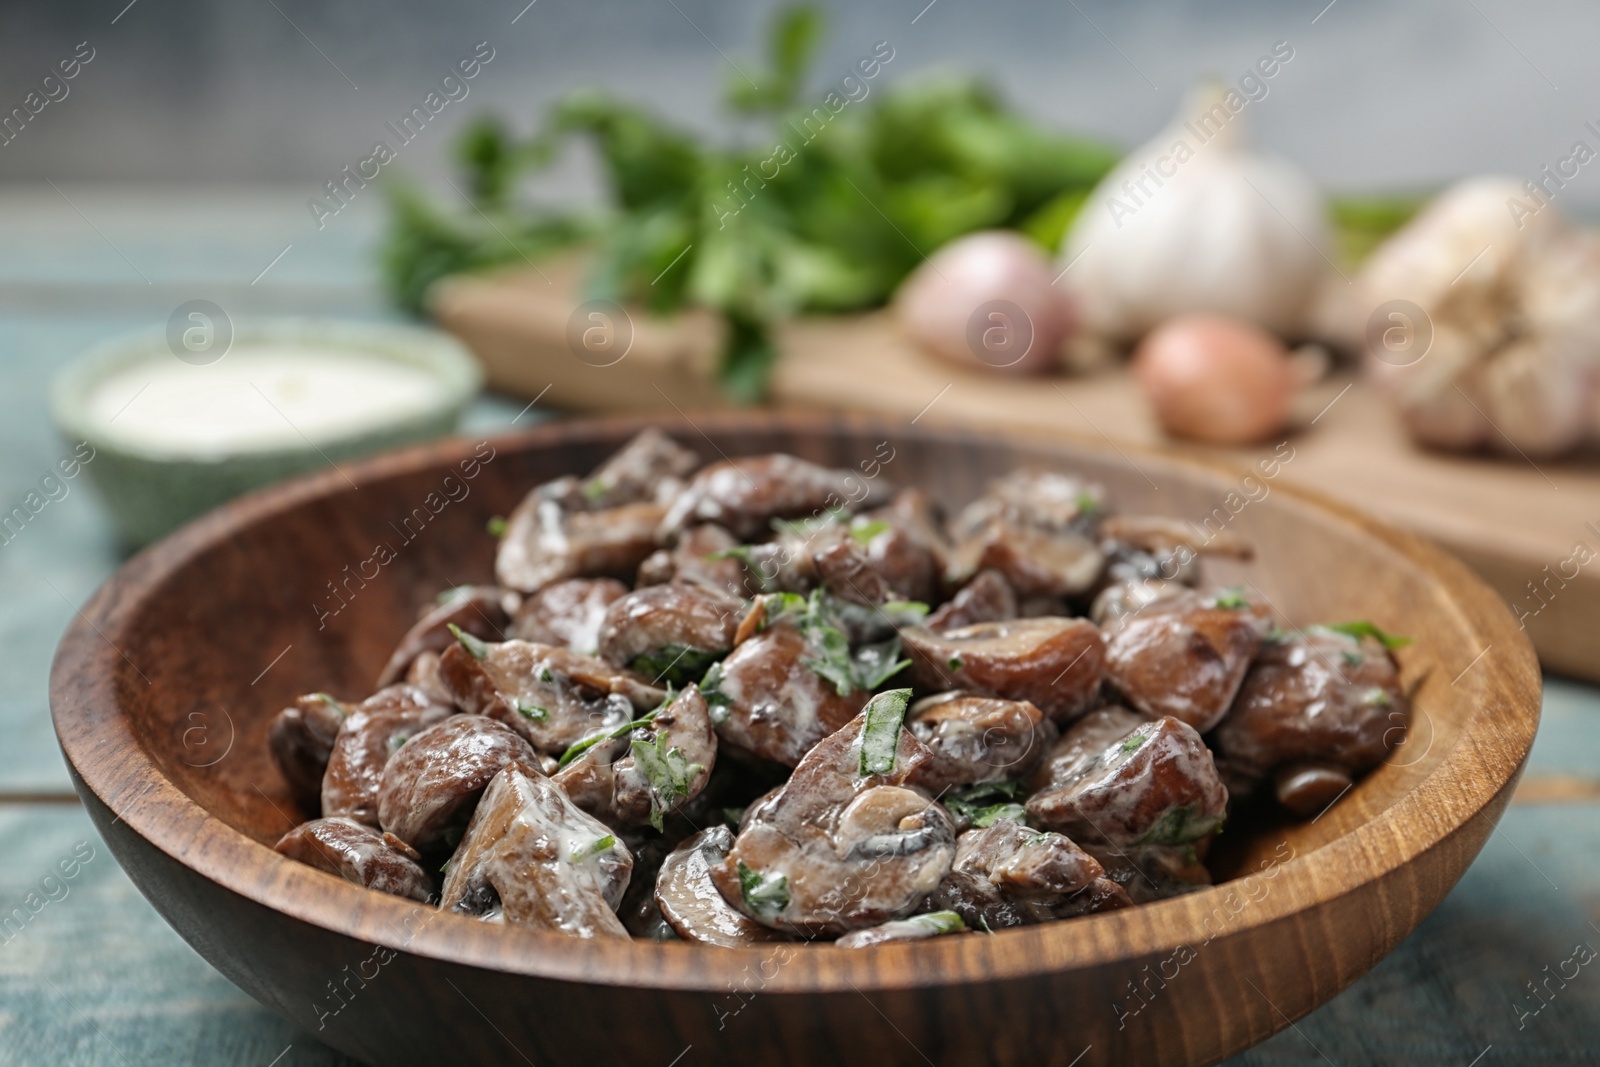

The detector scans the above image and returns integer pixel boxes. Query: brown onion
[1133,314,1296,444]
[894,231,1074,376]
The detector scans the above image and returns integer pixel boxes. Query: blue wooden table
[1,189,1596,1066]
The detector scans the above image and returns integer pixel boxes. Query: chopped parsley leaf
[516,703,549,722]
[485,516,508,538]
[1325,620,1413,650]
[858,688,912,776]
[736,861,789,917]
[447,623,489,661]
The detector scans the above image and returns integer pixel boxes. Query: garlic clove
[1478,339,1592,458]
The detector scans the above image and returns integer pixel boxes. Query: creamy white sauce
[87,346,440,456]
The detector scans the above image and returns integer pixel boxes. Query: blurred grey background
[1,0,1596,201]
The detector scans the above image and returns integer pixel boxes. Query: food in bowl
[268,428,1410,946]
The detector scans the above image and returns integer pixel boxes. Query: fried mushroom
[1212,626,1408,814]
[710,691,957,937]
[1103,588,1271,732]
[903,617,1105,723]
[508,577,629,655]
[269,693,348,812]
[659,454,892,541]
[555,684,718,829]
[376,716,539,850]
[439,762,633,938]
[1026,716,1228,848]
[322,684,455,825]
[905,692,1055,795]
[655,825,789,947]
[438,635,664,755]
[274,817,434,902]
[926,569,1017,632]
[596,584,741,686]
[375,586,517,689]
[927,820,1125,929]
[947,470,1107,597]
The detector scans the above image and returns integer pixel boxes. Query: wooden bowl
[51,412,1540,1067]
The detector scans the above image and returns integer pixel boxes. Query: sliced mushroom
[655,826,789,947]
[905,692,1055,795]
[1098,515,1253,564]
[596,584,741,685]
[702,623,869,767]
[710,692,957,937]
[376,716,539,850]
[269,693,348,812]
[1026,715,1228,848]
[438,637,664,755]
[1026,705,1147,791]
[850,488,951,605]
[403,650,454,705]
[439,762,633,938]
[1212,626,1407,809]
[1103,588,1271,732]
[926,820,1121,929]
[948,470,1107,597]
[508,577,629,655]
[495,485,666,594]
[322,684,455,825]
[812,540,895,607]
[555,684,718,829]
[636,524,752,599]
[903,617,1106,723]
[659,454,893,541]
[926,569,1017,632]
[579,427,700,509]
[274,817,434,902]
[836,910,967,948]
[375,586,517,689]
[1084,843,1212,904]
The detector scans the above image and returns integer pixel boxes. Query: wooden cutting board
[433,258,1600,681]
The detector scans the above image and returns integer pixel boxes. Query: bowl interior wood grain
[51,412,1540,1067]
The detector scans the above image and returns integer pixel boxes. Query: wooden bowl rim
[51,410,1541,994]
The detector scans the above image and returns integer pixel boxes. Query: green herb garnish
[1119,732,1147,755]
[1212,588,1248,610]
[631,734,704,831]
[516,702,549,722]
[581,478,610,502]
[858,688,911,776]
[907,910,967,936]
[943,781,1027,827]
[849,519,891,545]
[630,643,723,687]
[381,7,1120,402]
[485,516,508,537]
[1074,490,1099,516]
[570,834,617,862]
[947,656,964,672]
[1133,804,1226,847]
[1361,687,1393,707]
[736,860,790,917]
[1325,621,1413,650]
[557,711,658,769]
[447,623,489,661]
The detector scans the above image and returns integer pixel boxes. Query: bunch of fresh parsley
[380,4,1120,402]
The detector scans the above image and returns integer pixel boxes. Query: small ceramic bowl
[50,318,482,546]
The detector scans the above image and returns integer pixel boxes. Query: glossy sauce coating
[711,706,956,937]
[509,577,629,656]
[1026,715,1228,847]
[274,816,434,902]
[377,716,538,849]
[904,617,1106,723]
[439,762,634,938]
[1103,589,1271,732]
[321,684,454,825]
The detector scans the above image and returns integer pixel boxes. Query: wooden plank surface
[1,189,1596,1066]
[435,262,1600,683]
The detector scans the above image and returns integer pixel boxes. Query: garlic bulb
[1358,177,1600,457]
[1060,83,1330,343]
